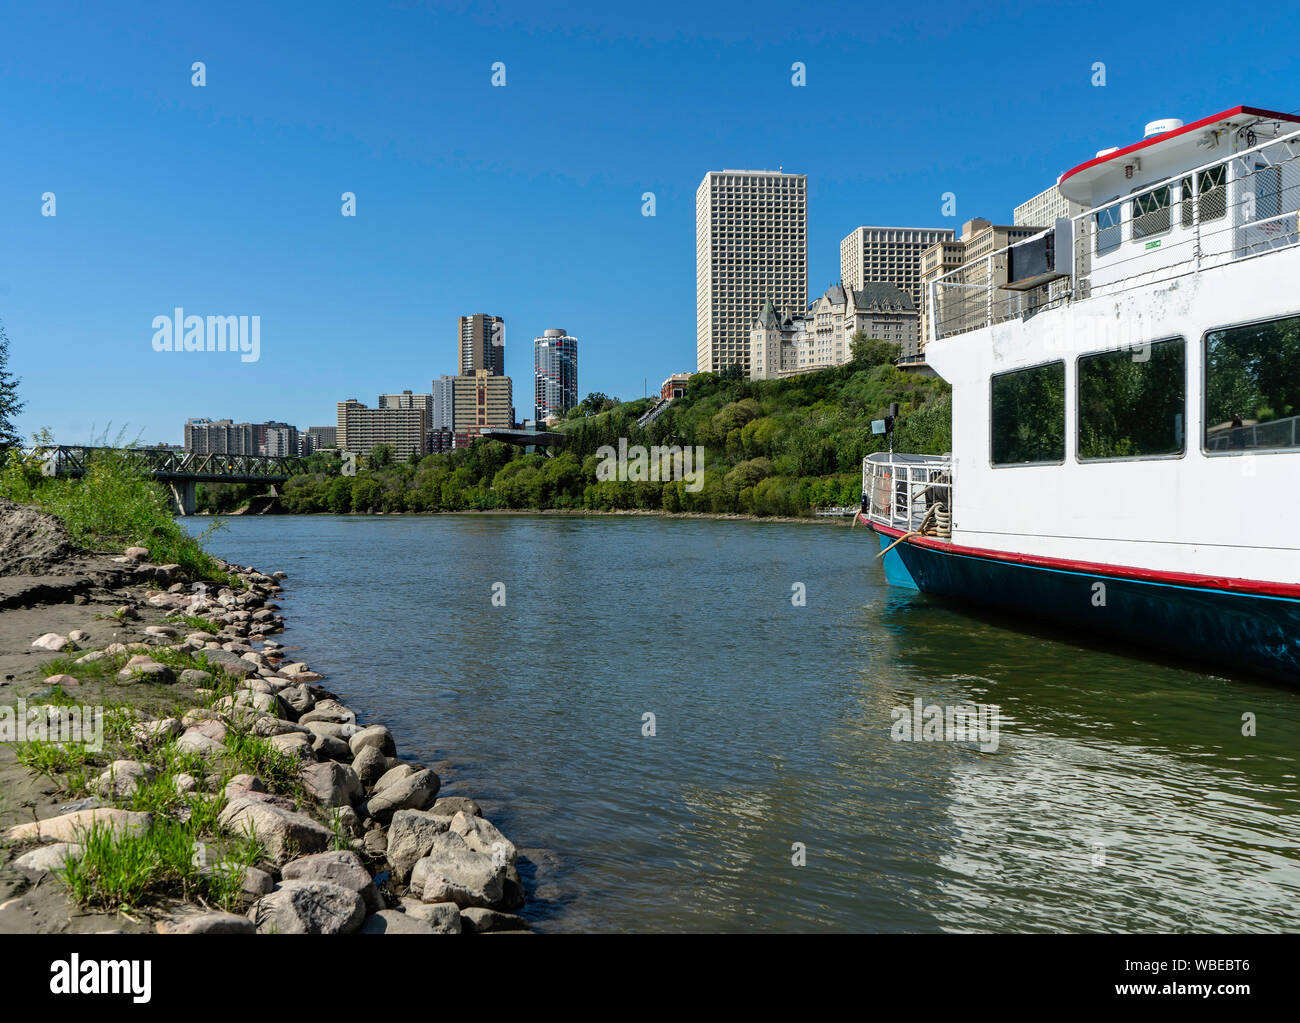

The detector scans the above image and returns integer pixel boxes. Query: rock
[279,684,314,715]
[385,809,453,884]
[364,828,388,856]
[311,733,352,762]
[300,761,363,807]
[119,661,176,684]
[329,805,364,839]
[460,907,528,934]
[181,707,220,727]
[399,898,462,934]
[352,746,388,786]
[305,720,357,742]
[358,909,438,934]
[31,633,69,651]
[449,811,517,867]
[44,673,79,690]
[166,912,256,935]
[224,774,266,799]
[13,843,82,879]
[360,769,439,823]
[201,862,275,899]
[299,699,355,725]
[189,718,229,743]
[428,796,482,818]
[173,773,199,794]
[132,718,182,745]
[408,831,506,909]
[282,850,380,913]
[144,625,179,638]
[179,669,215,687]
[124,546,150,560]
[349,724,395,758]
[73,651,107,665]
[372,763,414,793]
[250,716,310,738]
[269,732,316,760]
[5,809,152,844]
[218,797,334,863]
[91,760,158,799]
[248,880,367,935]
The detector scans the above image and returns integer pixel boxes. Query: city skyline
[3,0,1297,444]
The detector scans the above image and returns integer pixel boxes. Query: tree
[368,443,394,469]
[849,330,900,368]
[0,321,24,452]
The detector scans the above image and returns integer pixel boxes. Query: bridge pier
[168,480,197,516]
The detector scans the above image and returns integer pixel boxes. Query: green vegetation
[1,437,237,584]
[259,344,951,518]
[0,320,22,453]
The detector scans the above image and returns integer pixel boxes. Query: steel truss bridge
[33,446,306,515]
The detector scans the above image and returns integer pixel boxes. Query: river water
[185,513,1300,933]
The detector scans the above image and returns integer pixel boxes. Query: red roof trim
[1059,105,1300,187]
[865,517,1300,600]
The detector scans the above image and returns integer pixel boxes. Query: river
[185,513,1300,933]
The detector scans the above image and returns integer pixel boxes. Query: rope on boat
[876,502,951,559]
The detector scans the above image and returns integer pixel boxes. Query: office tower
[458,314,506,376]
[431,375,456,431]
[533,328,578,422]
[696,170,807,377]
[839,226,956,314]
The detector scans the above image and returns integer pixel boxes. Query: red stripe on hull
[861,515,1300,600]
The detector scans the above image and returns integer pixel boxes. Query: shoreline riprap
[0,536,529,935]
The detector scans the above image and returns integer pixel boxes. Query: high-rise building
[431,375,456,431]
[306,425,338,450]
[458,315,505,376]
[696,170,807,377]
[1013,184,1085,229]
[378,390,433,417]
[839,226,956,314]
[336,399,429,460]
[257,421,299,457]
[452,370,513,447]
[533,328,578,422]
[184,418,256,455]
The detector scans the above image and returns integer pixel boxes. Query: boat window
[1078,338,1186,460]
[1132,185,1171,239]
[1205,314,1300,452]
[1179,177,1194,228]
[1199,165,1227,222]
[1096,202,1122,255]
[1253,163,1283,222]
[991,361,1066,466]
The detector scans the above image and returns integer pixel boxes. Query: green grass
[165,614,220,635]
[223,729,303,794]
[10,738,99,793]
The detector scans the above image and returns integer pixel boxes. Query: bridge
[478,429,567,456]
[35,446,307,515]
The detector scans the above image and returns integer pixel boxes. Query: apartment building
[696,170,807,377]
[183,418,256,455]
[452,370,513,447]
[305,425,338,450]
[533,328,578,422]
[336,399,429,460]
[458,315,505,376]
[431,375,456,432]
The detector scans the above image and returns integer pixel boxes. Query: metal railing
[861,452,952,534]
[930,123,1300,341]
[1205,413,1300,451]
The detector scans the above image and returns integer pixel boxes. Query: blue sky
[3,0,1298,444]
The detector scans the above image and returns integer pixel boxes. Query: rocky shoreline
[0,510,529,935]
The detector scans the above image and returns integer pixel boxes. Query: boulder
[176,728,226,758]
[282,850,380,913]
[349,724,395,758]
[166,912,257,935]
[299,761,363,807]
[360,769,439,823]
[299,700,355,725]
[311,733,353,762]
[399,898,462,934]
[385,809,453,884]
[5,809,152,844]
[91,760,158,799]
[13,842,82,879]
[279,685,314,715]
[218,797,334,863]
[460,907,528,934]
[449,811,517,867]
[351,746,388,786]
[372,763,414,793]
[358,910,438,934]
[132,718,182,745]
[428,796,483,818]
[31,633,69,651]
[408,831,506,909]
[248,880,366,935]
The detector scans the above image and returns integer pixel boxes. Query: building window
[1204,314,1300,452]
[1132,185,1171,239]
[1078,338,1185,460]
[991,361,1066,465]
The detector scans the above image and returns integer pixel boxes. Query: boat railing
[861,453,953,536]
[930,123,1300,341]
